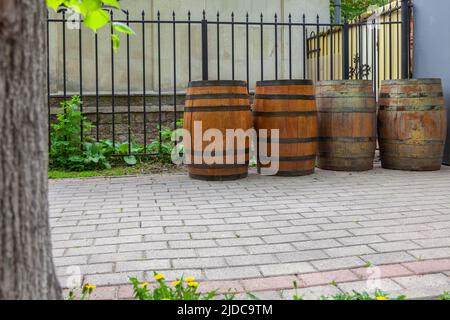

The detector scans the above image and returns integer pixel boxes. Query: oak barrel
[253,80,318,176]
[316,80,377,171]
[378,79,447,171]
[184,80,252,181]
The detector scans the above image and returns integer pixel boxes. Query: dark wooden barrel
[184,80,252,181]
[316,80,377,171]
[378,79,447,171]
[253,80,318,176]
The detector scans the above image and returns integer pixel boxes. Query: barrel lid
[188,80,247,87]
[317,80,373,86]
[381,78,442,85]
[256,79,313,86]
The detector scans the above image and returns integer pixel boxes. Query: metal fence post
[342,19,350,80]
[401,0,410,79]
[201,12,209,80]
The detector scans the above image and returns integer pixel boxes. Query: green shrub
[50,96,182,171]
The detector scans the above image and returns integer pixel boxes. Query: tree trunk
[0,0,61,299]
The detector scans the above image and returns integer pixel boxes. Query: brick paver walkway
[49,165,450,299]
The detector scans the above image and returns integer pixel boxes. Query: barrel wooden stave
[316,80,377,172]
[254,80,318,176]
[378,79,447,171]
[184,81,252,181]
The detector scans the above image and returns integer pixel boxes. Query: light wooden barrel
[316,80,377,171]
[378,79,447,171]
[253,80,318,176]
[184,80,252,181]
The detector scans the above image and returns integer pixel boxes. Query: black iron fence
[47,0,412,156]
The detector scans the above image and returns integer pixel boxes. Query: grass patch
[49,161,183,179]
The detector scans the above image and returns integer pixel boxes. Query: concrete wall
[49,0,330,95]
[413,0,450,165]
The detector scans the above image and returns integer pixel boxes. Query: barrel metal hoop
[319,137,377,143]
[188,163,249,169]
[184,106,250,112]
[378,105,444,112]
[259,155,316,162]
[188,80,247,87]
[256,80,314,86]
[254,94,315,100]
[379,139,445,145]
[257,137,319,143]
[253,111,317,117]
[185,94,249,100]
[318,108,376,113]
[318,153,375,159]
[381,154,444,160]
[185,148,250,157]
[379,92,443,99]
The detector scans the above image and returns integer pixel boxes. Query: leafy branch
[46,0,134,49]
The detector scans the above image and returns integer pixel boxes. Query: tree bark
[0,0,62,299]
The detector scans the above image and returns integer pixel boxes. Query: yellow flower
[154,273,165,281]
[161,298,171,300]
[188,281,199,288]
[83,284,96,290]
[185,277,195,283]
[172,280,182,287]
[376,296,389,300]
[141,282,149,288]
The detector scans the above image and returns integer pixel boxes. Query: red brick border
[65,259,450,300]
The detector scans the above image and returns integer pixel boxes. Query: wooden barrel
[378,79,447,171]
[253,80,318,176]
[184,80,252,181]
[316,80,377,171]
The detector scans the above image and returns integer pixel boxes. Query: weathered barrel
[184,80,252,181]
[253,80,318,176]
[378,79,447,171]
[316,80,377,171]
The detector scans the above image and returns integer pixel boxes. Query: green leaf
[113,22,135,35]
[47,0,64,11]
[111,34,120,51]
[84,9,110,32]
[84,0,102,12]
[102,0,121,9]
[124,156,137,166]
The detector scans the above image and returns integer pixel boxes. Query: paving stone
[241,275,297,292]
[259,262,315,277]
[408,247,450,260]
[337,278,403,295]
[402,259,450,274]
[393,274,450,289]
[205,267,262,280]
[298,269,358,287]
[89,251,144,264]
[226,254,279,266]
[276,250,329,263]
[337,235,385,246]
[352,264,413,280]
[197,246,248,257]
[283,285,342,300]
[360,252,416,265]
[84,272,144,287]
[311,257,367,271]
[324,245,376,258]
[172,257,227,269]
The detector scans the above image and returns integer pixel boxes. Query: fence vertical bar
[79,15,83,144]
[330,22,334,80]
[288,14,292,80]
[342,18,350,80]
[216,12,220,80]
[274,13,278,80]
[157,11,162,149]
[126,11,131,153]
[142,11,147,152]
[246,12,250,91]
[62,9,67,100]
[232,12,235,80]
[316,15,320,82]
[401,0,409,79]
[260,13,264,81]
[389,2,393,80]
[303,14,306,79]
[188,11,192,82]
[95,32,99,141]
[201,11,208,80]
[110,11,115,150]
[47,10,51,151]
[173,11,177,131]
